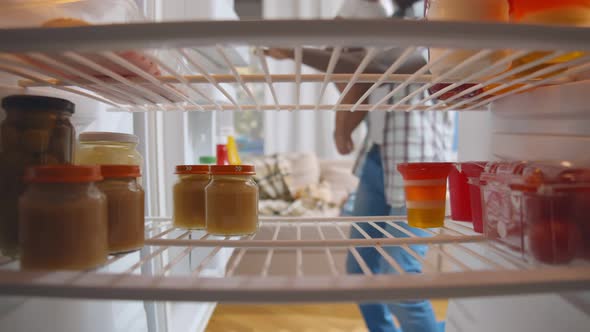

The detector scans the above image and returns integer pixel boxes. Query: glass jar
[173,165,210,230]
[0,95,75,257]
[509,0,589,77]
[98,165,144,254]
[76,132,143,166]
[425,0,510,78]
[19,165,108,270]
[206,165,259,236]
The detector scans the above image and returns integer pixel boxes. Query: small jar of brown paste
[19,165,107,270]
[173,165,210,230]
[206,165,258,236]
[98,165,144,254]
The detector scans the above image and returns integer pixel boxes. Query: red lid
[175,165,210,175]
[100,165,140,178]
[210,165,255,175]
[25,165,102,183]
[396,162,453,180]
[460,162,488,178]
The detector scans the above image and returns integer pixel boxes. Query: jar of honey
[98,165,144,254]
[173,165,210,230]
[19,165,108,270]
[206,165,258,236]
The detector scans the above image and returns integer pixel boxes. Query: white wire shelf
[0,216,588,303]
[0,20,589,112]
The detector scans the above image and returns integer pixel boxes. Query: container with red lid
[19,165,108,270]
[479,161,528,254]
[173,165,210,230]
[206,165,259,235]
[397,162,453,228]
[509,162,590,264]
[98,165,144,254]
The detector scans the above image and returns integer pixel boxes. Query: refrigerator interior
[0,2,589,331]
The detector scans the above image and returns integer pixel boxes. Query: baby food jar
[206,165,259,236]
[19,165,108,270]
[173,165,210,230]
[0,95,75,257]
[98,165,144,254]
[425,0,510,78]
[76,132,143,166]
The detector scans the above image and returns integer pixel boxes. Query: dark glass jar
[0,95,75,257]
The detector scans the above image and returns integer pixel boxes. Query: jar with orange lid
[206,165,259,236]
[508,0,589,77]
[173,165,210,230]
[98,165,144,254]
[18,165,108,270]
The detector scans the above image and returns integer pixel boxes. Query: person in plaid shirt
[266,1,454,331]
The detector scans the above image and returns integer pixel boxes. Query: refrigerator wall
[449,80,590,332]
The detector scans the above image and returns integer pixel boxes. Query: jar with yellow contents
[76,132,143,167]
[206,165,259,236]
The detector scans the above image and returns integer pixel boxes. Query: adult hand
[334,131,355,155]
[263,48,293,60]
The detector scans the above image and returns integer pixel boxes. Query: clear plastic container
[425,0,510,78]
[206,165,259,236]
[480,161,528,253]
[0,0,143,28]
[98,165,144,254]
[0,95,75,257]
[18,165,108,270]
[173,165,210,230]
[510,162,590,264]
[76,131,143,167]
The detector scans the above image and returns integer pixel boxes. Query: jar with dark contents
[0,95,75,257]
[206,165,259,236]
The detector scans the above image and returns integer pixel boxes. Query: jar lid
[100,165,141,178]
[25,165,102,183]
[79,132,139,144]
[210,165,255,175]
[175,165,210,174]
[2,95,75,113]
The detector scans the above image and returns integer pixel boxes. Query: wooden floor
[206,300,448,332]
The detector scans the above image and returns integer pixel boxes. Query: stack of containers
[448,162,487,233]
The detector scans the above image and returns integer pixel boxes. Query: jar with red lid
[98,165,144,254]
[206,165,259,235]
[173,165,210,230]
[18,165,108,270]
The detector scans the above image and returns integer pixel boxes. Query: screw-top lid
[210,165,255,175]
[79,132,139,144]
[100,165,141,178]
[175,165,210,175]
[25,165,102,183]
[199,156,217,164]
[2,95,75,113]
